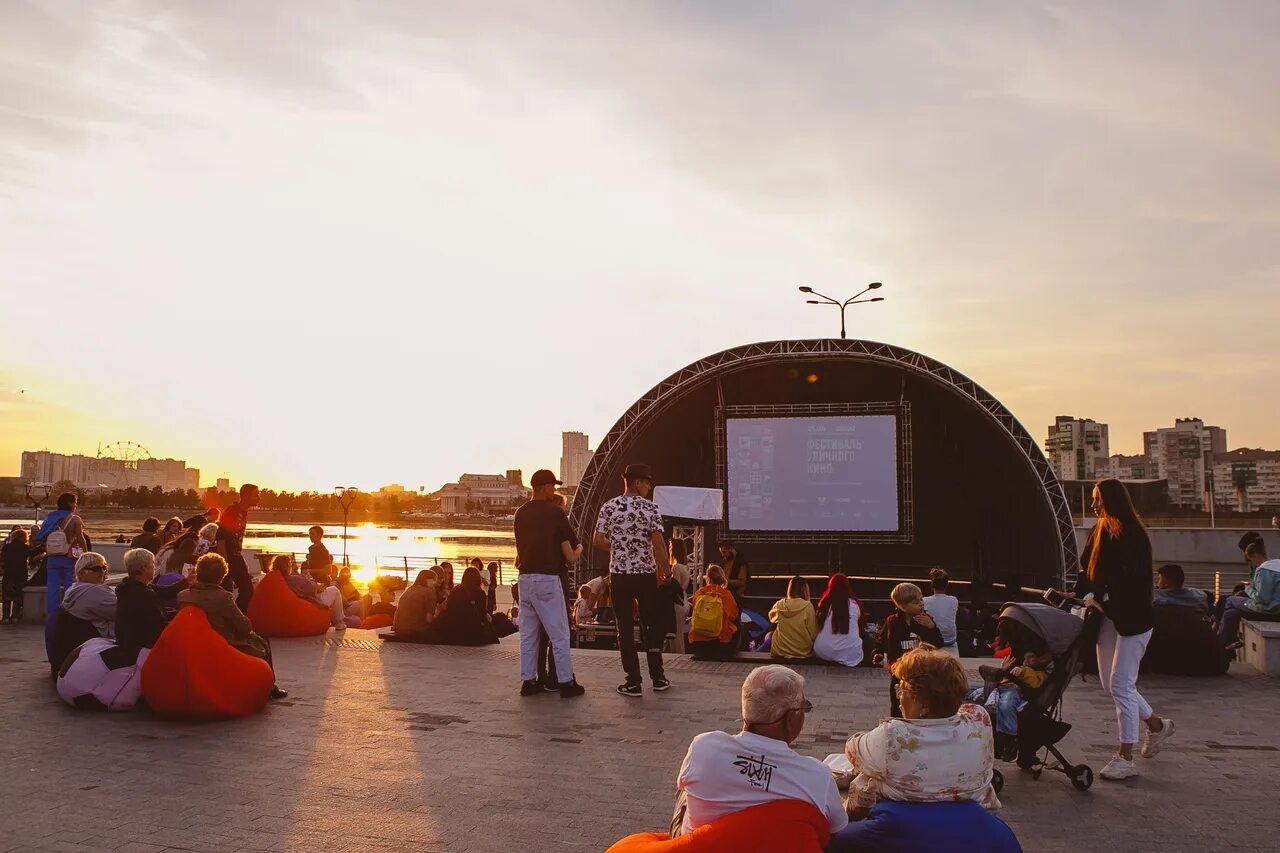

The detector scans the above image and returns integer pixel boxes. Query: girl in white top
[812,572,864,667]
[923,567,961,659]
[668,539,693,654]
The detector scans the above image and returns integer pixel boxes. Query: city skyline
[3,4,1279,491]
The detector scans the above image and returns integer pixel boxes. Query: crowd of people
[11,471,1280,849]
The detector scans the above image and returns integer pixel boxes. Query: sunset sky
[2,2,1278,492]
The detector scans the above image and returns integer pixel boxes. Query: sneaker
[617,681,643,698]
[1141,717,1176,758]
[333,623,346,631]
[652,678,672,692]
[519,679,542,697]
[559,679,585,699]
[269,686,289,701]
[540,678,560,693]
[1099,755,1138,781]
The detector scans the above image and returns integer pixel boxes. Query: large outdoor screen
[726,415,899,532]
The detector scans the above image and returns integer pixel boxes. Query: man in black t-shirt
[513,470,584,698]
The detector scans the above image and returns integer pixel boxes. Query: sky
[1,1,1278,492]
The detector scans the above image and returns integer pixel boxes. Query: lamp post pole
[798,283,885,339]
[334,486,359,567]
[25,482,52,528]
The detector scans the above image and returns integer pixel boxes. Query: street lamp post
[24,482,52,528]
[798,283,885,339]
[334,486,359,567]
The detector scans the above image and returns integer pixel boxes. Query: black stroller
[984,601,1102,794]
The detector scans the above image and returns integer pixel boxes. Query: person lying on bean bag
[175,554,287,700]
[247,558,334,637]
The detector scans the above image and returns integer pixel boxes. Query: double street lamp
[334,486,359,567]
[798,282,884,339]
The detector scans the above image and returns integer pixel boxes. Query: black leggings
[2,579,23,620]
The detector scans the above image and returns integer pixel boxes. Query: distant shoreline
[0,505,514,532]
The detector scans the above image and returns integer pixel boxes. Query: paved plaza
[2,625,1278,853]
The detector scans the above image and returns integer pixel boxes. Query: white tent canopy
[653,486,723,521]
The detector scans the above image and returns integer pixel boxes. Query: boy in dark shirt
[874,582,944,717]
[305,525,333,584]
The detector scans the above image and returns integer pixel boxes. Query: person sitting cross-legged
[392,569,442,641]
[671,664,847,838]
[178,553,287,700]
[271,554,347,630]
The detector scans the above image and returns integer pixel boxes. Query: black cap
[623,463,653,481]
[530,469,562,487]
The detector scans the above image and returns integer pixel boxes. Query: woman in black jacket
[1074,478,1174,781]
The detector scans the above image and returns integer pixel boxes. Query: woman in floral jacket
[845,646,1000,814]
[827,647,1019,852]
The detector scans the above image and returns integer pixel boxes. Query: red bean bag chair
[141,608,274,719]
[606,800,830,853]
[248,571,331,637]
[359,613,393,630]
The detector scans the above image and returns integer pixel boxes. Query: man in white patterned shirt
[595,463,671,697]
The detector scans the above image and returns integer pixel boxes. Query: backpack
[690,591,725,639]
[45,516,72,558]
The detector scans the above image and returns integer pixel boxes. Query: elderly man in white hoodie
[61,552,118,639]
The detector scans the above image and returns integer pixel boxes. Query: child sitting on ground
[873,582,944,717]
[969,648,1054,760]
[194,523,219,561]
[573,584,594,626]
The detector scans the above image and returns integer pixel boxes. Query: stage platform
[2,626,1277,852]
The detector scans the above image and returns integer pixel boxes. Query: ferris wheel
[99,441,152,487]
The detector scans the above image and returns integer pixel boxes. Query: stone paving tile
[3,624,1279,851]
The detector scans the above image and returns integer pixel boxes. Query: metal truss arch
[569,338,1078,587]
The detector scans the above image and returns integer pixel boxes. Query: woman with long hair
[427,565,498,646]
[813,572,865,667]
[768,575,817,660]
[1074,478,1174,781]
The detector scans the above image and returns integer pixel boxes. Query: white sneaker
[1141,717,1175,758]
[333,623,347,631]
[1099,756,1138,781]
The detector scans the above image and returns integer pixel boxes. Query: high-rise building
[560,431,594,488]
[1211,448,1280,512]
[1144,418,1227,508]
[1102,454,1154,480]
[20,450,199,492]
[1044,416,1110,482]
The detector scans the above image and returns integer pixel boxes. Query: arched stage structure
[568,339,1078,593]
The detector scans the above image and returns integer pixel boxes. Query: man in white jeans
[513,469,584,698]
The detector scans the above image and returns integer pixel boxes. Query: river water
[0,515,515,586]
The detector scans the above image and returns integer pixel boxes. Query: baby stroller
[982,601,1102,794]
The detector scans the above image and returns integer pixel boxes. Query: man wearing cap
[513,469,585,698]
[595,463,671,697]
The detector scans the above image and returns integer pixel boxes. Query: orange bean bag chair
[248,571,331,637]
[140,607,274,720]
[359,613,393,630]
[606,800,830,853]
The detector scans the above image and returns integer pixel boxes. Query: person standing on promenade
[1074,478,1175,781]
[595,463,671,697]
[514,469,584,698]
[34,492,85,620]
[215,483,259,612]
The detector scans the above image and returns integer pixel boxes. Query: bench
[1241,617,1280,677]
